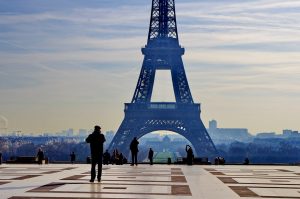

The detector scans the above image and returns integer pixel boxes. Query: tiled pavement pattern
[0,166,75,181]
[205,167,300,198]
[1,164,300,198]
[27,167,191,197]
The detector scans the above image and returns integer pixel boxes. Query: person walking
[37,148,44,165]
[118,153,124,165]
[70,152,76,164]
[185,145,194,165]
[110,150,116,165]
[103,150,110,165]
[244,157,250,165]
[0,152,2,165]
[130,137,139,166]
[148,148,154,165]
[86,125,106,182]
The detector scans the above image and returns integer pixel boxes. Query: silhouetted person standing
[214,157,219,165]
[148,148,154,165]
[70,152,76,164]
[103,150,110,165]
[244,157,250,165]
[130,137,139,166]
[118,153,124,165]
[111,150,116,165]
[37,148,44,165]
[114,149,120,164]
[86,125,106,182]
[186,145,194,165]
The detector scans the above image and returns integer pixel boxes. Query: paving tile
[3,164,300,199]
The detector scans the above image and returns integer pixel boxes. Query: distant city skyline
[0,0,299,134]
[1,119,298,137]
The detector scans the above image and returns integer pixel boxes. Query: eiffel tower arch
[108,0,218,159]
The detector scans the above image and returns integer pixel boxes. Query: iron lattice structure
[108,0,217,158]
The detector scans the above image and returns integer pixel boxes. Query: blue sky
[0,0,300,134]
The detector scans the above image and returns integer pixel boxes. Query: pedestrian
[148,148,154,165]
[103,150,110,165]
[86,125,106,182]
[219,157,225,165]
[244,157,250,165]
[70,152,76,164]
[115,149,120,164]
[37,148,44,165]
[118,153,124,165]
[122,157,128,164]
[130,137,139,166]
[110,152,116,165]
[214,157,219,165]
[185,145,194,165]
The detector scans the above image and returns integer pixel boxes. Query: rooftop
[1,163,300,199]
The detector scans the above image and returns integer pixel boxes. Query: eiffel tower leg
[108,116,147,158]
[183,119,218,158]
[171,57,194,104]
[131,58,156,103]
[108,118,132,157]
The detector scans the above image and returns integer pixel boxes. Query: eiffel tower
[108,0,217,159]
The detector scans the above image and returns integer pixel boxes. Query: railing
[124,102,201,112]
[148,103,176,109]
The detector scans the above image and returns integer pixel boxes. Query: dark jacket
[86,132,106,155]
[37,151,44,160]
[130,139,139,152]
[148,149,154,159]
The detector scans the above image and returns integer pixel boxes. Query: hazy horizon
[0,0,299,135]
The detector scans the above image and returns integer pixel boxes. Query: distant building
[60,130,67,137]
[78,129,88,137]
[256,132,277,138]
[66,128,74,137]
[10,131,22,137]
[282,129,299,138]
[209,120,217,129]
[207,120,252,144]
[43,132,52,137]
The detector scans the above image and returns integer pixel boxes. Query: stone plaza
[1,164,300,198]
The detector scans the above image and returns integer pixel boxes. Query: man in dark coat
[130,137,139,166]
[103,150,110,165]
[86,125,106,182]
[70,152,76,164]
[185,145,194,165]
[148,148,154,165]
[37,148,44,165]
